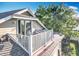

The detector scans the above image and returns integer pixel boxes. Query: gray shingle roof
[0,9,24,19]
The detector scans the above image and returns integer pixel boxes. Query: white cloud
[74,10,79,14]
[73,10,79,19]
[69,6,78,10]
[68,6,79,19]
[72,13,79,20]
[75,14,79,18]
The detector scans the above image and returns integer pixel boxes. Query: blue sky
[0,2,79,13]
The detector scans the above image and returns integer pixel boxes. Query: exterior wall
[31,21,45,34]
[0,18,17,35]
[21,11,33,17]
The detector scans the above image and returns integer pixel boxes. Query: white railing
[7,29,53,55]
[32,29,53,52]
[17,34,30,52]
[7,34,31,54]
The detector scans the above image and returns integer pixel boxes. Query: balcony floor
[32,34,64,56]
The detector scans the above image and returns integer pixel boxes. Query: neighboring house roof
[0,8,47,30]
[0,9,24,19]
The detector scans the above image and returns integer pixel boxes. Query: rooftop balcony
[7,29,64,56]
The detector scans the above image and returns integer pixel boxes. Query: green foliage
[70,42,76,56]
[35,3,79,37]
[35,4,79,56]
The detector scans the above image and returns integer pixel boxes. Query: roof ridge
[0,8,25,14]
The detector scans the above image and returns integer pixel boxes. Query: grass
[69,40,79,56]
[62,40,79,56]
[70,42,76,56]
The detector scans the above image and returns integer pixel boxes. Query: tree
[35,3,79,55]
[35,3,78,36]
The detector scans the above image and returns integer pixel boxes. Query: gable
[21,11,33,17]
[0,8,47,30]
[15,9,35,17]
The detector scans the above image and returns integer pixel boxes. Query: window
[21,20,25,35]
[18,20,21,34]
[18,20,31,35]
[25,21,31,35]
[18,20,25,35]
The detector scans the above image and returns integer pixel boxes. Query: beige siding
[32,21,44,33]
[21,11,33,17]
[0,18,17,35]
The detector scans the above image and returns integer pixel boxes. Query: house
[0,8,64,56]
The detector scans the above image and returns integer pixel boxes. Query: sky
[0,2,79,14]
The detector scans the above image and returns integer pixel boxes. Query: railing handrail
[6,33,30,54]
[32,29,53,52]
[32,29,53,36]
[5,29,53,37]
[1,29,53,54]
[6,34,30,37]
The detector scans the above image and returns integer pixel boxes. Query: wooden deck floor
[32,34,64,56]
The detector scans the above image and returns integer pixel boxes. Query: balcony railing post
[28,35,32,56]
[44,31,46,47]
[51,30,53,41]
[52,29,54,39]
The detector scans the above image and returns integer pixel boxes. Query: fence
[7,29,53,55]
[7,34,31,54]
[16,34,30,52]
[32,29,53,52]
